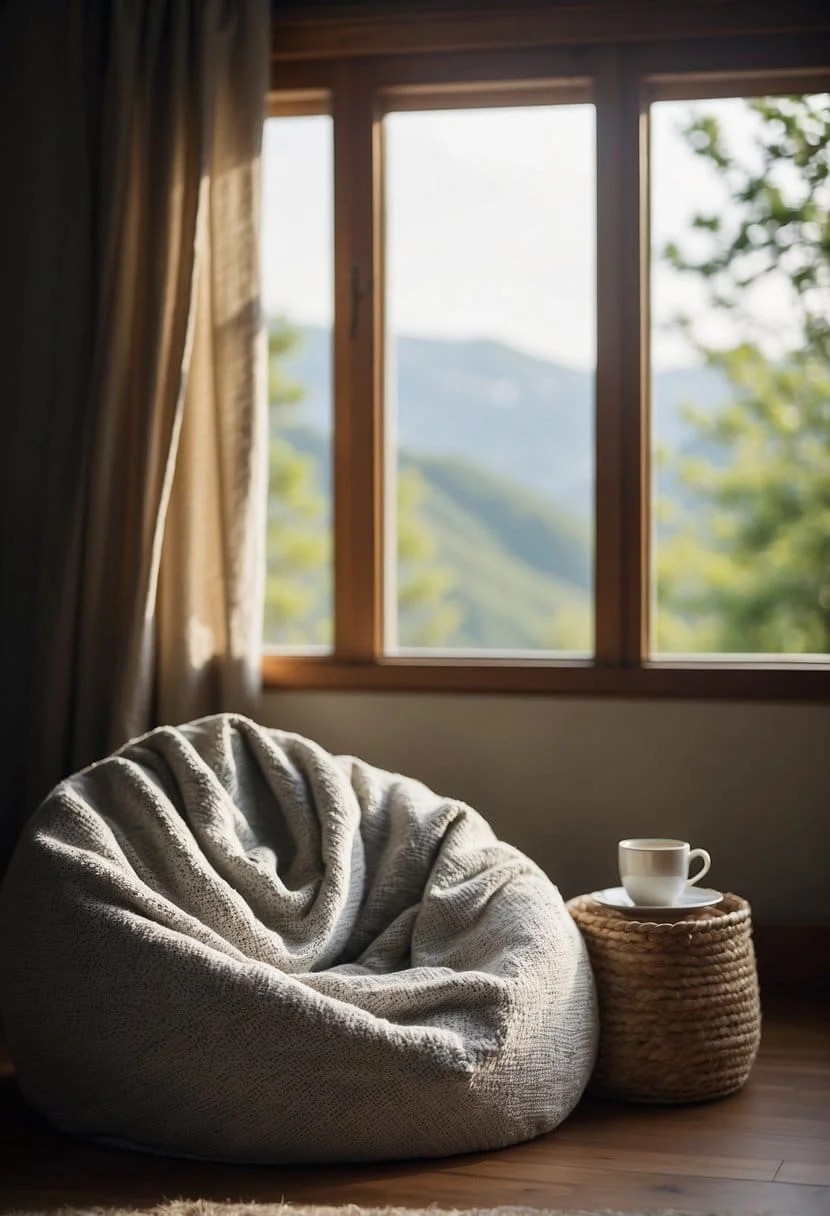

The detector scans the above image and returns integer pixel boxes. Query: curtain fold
[0,0,269,873]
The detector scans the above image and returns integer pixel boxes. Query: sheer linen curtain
[0,0,269,874]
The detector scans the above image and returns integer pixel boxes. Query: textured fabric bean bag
[0,714,597,1163]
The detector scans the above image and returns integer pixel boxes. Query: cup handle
[687,847,711,888]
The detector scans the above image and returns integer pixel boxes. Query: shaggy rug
[2,1203,753,1216]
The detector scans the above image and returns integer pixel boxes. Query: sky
[261,96,819,372]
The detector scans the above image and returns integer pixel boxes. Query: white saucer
[590,886,723,918]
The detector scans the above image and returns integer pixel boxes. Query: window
[262,104,334,651]
[384,100,596,656]
[650,91,830,661]
[262,16,830,700]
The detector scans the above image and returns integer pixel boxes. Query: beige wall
[261,691,830,925]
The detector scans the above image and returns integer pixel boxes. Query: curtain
[0,0,269,874]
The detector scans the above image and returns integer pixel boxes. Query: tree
[396,466,465,647]
[264,319,330,646]
[657,93,830,654]
[264,319,463,648]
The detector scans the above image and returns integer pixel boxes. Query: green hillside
[401,469,590,651]
[410,452,591,592]
[265,423,591,652]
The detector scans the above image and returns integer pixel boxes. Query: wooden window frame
[262,14,830,702]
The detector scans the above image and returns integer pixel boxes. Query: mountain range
[268,323,727,649]
[278,323,726,518]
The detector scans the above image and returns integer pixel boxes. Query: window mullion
[622,52,651,665]
[594,46,650,668]
[332,62,384,661]
[594,48,625,666]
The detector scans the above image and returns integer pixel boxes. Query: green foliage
[414,453,591,592]
[398,456,591,652]
[270,419,592,652]
[265,322,480,650]
[396,468,465,647]
[264,319,331,647]
[657,94,830,655]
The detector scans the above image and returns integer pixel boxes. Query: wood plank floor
[1,995,828,1215]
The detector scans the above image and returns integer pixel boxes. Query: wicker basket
[568,892,761,1103]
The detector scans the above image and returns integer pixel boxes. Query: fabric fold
[1,714,597,1163]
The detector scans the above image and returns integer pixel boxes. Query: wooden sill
[261,654,830,700]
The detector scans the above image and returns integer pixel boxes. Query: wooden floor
[1,995,828,1215]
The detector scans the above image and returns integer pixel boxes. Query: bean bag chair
[0,714,597,1163]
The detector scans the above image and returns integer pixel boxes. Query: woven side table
[567,892,761,1103]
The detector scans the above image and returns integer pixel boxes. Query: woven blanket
[0,714,597,1163]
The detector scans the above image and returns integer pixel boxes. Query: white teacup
[619,838,711,906]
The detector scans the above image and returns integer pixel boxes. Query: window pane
[261,113,334,651]
[384,104,596,655]
[651,93,830,659]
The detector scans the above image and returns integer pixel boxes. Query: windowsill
[261,653,830,700]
